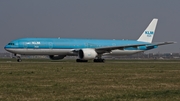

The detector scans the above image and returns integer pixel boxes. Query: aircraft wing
[95,41,176,54]
[95,43,150,53]
[71,43,150,53]
[151,41,176,46]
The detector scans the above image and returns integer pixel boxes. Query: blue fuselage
[4,38,157,55]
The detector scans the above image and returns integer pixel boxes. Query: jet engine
[78,49,98,60]
[49,55,66,60]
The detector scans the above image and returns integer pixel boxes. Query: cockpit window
[8,43,15,45]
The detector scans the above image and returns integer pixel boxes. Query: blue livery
[4,19,175,62]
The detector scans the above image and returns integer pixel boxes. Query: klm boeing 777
[4,19,175,62]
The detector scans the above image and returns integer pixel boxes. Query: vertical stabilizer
[137,19,158,43]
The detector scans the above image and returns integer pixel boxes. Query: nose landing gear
[14,54,22,62]
[17,57,22,62]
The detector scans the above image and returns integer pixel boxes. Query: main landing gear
[76,59,105,63]
[76,55,105,63]
[76,59,88,62]
[14,54,22,62]
[93,55,105,63]
[93,59,105,62]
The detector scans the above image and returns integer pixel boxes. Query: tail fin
[137,18,158,43]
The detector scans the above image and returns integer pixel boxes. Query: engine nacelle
[49,55,66,60]
[78,49,97,60]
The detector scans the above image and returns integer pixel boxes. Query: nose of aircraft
[4,44,13,53]
[4,45,8,51]
[4,43,12,51]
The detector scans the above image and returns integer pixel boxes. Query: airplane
[4,18,175,62]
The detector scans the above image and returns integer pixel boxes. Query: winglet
[137,18,158,43]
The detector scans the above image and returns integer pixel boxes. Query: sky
[0,0,179,53]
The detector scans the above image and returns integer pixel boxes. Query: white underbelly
[6,48,73,55]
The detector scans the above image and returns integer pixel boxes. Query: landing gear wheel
[76,59,88,62]
[17,59,22,62]
[93,59,105,63]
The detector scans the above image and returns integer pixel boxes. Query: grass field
[0,59,180,101]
